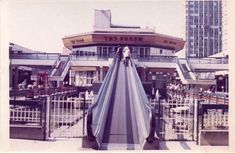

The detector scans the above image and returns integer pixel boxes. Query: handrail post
[45,96,51,139]
[82,92,86,135]
[157,97,160,138]
[196,99,200,145]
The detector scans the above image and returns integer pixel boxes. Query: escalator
[52,58,69,77]
[85,56,159,150]
[101,63,139,150]
[53,61,65,76]
[176,59,195,84]
[177,61,192,80]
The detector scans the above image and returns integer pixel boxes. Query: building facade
[186,0,222,58]
[62,10,185,89]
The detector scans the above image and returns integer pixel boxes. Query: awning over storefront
[215,70,229,76]
[71,66,97,71]
[17,66,33,71]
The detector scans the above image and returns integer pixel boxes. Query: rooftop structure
[63,10,185,54]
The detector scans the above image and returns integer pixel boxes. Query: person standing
[123,46,131,66]
[116,46,123,62]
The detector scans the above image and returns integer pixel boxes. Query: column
[142,67,146,82]
[14,66,19,89]
[225,75,228,92]
[57,80,62,87]
[96,67,99,82]
[9,65,13,89]
[69,69,75,85]
[100,66,104,81]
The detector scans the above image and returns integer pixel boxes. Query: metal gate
[154,90,196,141]
[48,93,94,138]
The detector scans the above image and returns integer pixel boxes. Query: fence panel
[48,95,93,138]
[9,99,47,140]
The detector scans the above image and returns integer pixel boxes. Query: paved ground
[6,138,232,153]
[5,117,232,153]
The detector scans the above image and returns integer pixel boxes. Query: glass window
[145,48,150,56]
[80,51,83,56]
[133,47,138,57]
[103,46,107,56]
[139,48,144,57]
[108,46,113,52]
[97,46,101,55]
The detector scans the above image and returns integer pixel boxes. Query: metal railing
[10,87,78,100]
[69,53,114,61]
[10,98,46,127]
[136,55,177,63]
[49,95,93,138]
[9,89,88,140]
[167,89,229,105]
[10,52,60,60]
[188,58,228,64]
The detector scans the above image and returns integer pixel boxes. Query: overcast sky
[7,0,186,53]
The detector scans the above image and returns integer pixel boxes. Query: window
[76,50,79,55]
[108,46,113,52]
[139,48,144,57]
[80,51,83,56]
[103,47,107,56]
[145,48,150,56]
[97,46,101,55]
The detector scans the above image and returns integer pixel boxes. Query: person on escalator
[123,46,131,67]
[116,46,123,62]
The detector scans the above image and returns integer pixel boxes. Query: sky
[7,0,186,54]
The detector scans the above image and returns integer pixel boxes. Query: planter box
[199,129,228,146]
[10,124,46,140]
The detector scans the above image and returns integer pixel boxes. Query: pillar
[142,67,146,82]
[69,69,75,86]
[96,68,99,82]
[100,66,104,81]
[9,65,13,89]
[57,80,63,87]
[225,75,228,92]
[14,66,19,89]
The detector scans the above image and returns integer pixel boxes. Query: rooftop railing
[69,53,114,61]
[134,55,177,63]
[187,58,228,64]
[10,52,60,60]
[10,86,78,100]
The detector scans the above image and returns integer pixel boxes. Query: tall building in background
[186,0,222,58]
[221,0,228,55]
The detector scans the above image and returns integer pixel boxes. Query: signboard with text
[63,33,185,51]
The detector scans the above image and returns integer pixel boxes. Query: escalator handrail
[86,56,119,144]
[130,58,153,112]
[129,58,156,143]
[90,57,116,109]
